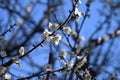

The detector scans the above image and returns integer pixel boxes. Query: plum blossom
[76,0,82,4]
[59,50,67,58]
[80,36,85,41]
[12,56,19,64]
[49,22,59,31]
[42,29,52,41]
[19,46,25,55]
[44,64,52,71]
[67,61,74,69]
[26,6,31,13]
[62,27,72,34]
[17,18,23,25]
[73,6,84,21]
[4,73,11,79]
[0,66,6,74]
[50,34,62,45]
[71,31,78,38]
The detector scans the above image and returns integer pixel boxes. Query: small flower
[76,0,82,4]
[50,34,62,45]
[59,50,67,58]
[49,22,59,31]
[42,29,52,41]
[26,6,31,13]
[71,31,77,39]
[80,36,85,41]
[116,30,120,35]
[76,56,82,60]
[17,18,23,25]
[97,37,102,43]
[4,73,11,79]
[0,51,7,57]
[0,66,6,74]
[74,6,81,15]
[44,64,52,71]
[19,47,25,55]
[73,6,84,21]
[67,61,74,69]
[103,35,110,41]
[62,27,72,34]
[12,56,19,64]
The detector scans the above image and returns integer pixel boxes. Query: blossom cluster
[0,66,11,79]
[42,28,62,45]
[42,22,74,45]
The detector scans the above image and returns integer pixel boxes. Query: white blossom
[116,30,120,35]
[4,73,11,79]
[80,36,85,41]
[74,6,80,15]
[42,29,52,41]
[49,22,59,31]
[17,18,23,25]
[50,34,62,45]
[26,6,31,13]
[74,6,83,21]
[44,64,52,71]
[97,37,102,43]
[12,56,19,64]
[76,0,82,4]
[59,50,67,58]
[0,66,6,74]
[71,31,77,38]
[76,56,82,60]
[103,35,110,41]
[67,61,74,69]
[19,46,25,55]
[0,51,7,57]
[62,27,72,34]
